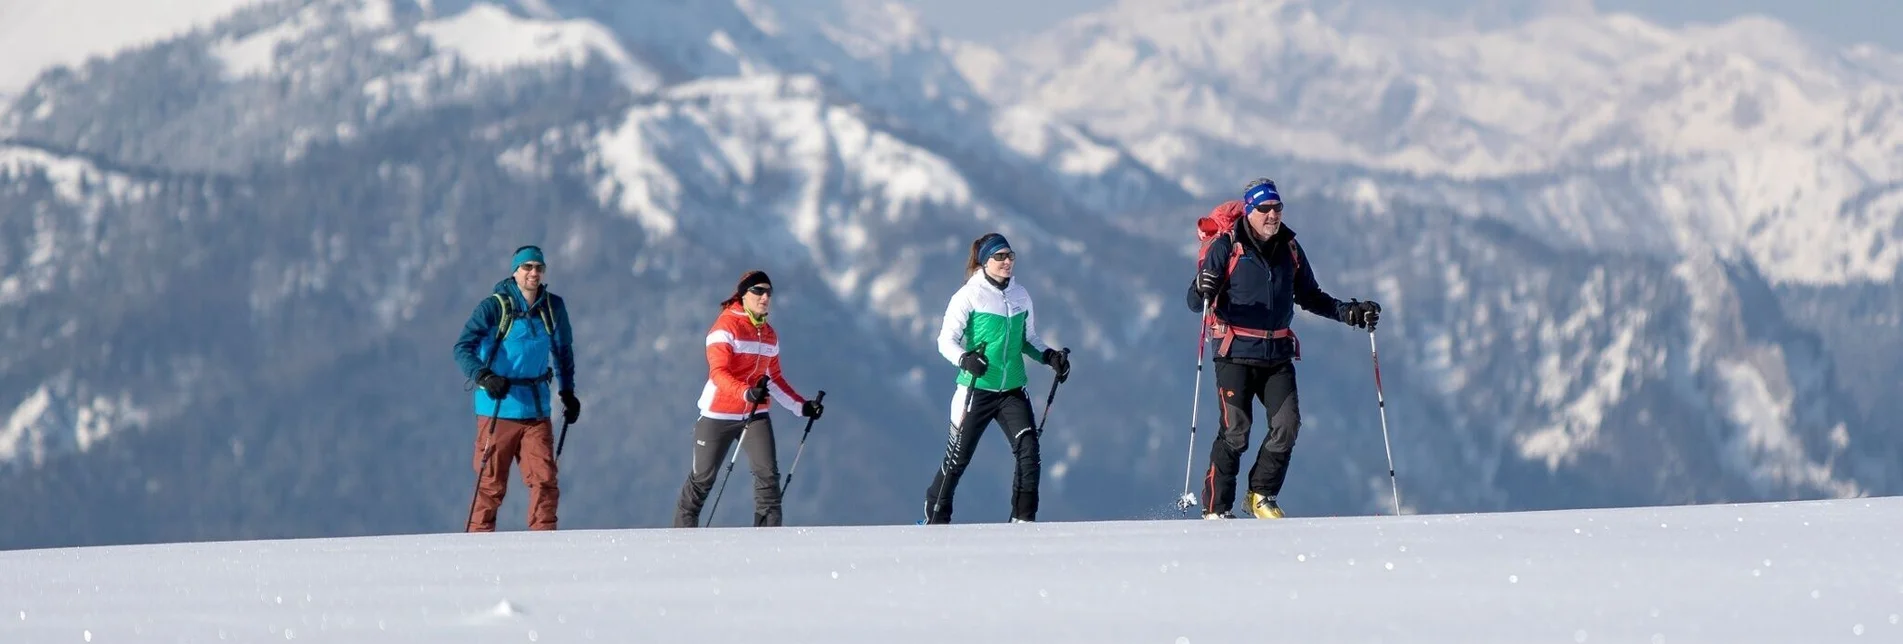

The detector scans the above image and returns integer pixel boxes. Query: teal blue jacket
[453,279,576,419]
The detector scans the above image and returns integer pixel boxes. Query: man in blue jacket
[1188,178,1381,520]
[453,245,579,531]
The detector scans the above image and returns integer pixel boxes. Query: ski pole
[1177,300,1210,513]
[1368,329,1401,516]
[1033,349,1069,437]
[781,390,827,497]
[465,323,514,531]
[552,382,570,459]
[464,396,505,532]
[708,376,770,526]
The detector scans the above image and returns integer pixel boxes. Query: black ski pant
[675,413,781,527]
[923,385,1040,524]
[1203,358,1300,514]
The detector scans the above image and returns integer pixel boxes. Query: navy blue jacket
[1186,220,1347,363]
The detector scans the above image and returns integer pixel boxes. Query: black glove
[745,375,771,405]
[560,389,581,424]
[1343,299,1382,330]
[959,350,989,378]
[476,369,511,400]
[1193,269,1223,299]
[801,399,824,419]
[1043,348,1071,383]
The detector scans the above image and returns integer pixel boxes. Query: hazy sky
[897,0,1903,52]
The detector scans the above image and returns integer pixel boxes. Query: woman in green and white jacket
[922,233,1071,524]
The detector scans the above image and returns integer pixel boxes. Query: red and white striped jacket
[698,304,806,420]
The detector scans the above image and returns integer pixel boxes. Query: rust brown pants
[467,416,559,531]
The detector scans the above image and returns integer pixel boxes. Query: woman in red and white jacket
[674,270,823,527]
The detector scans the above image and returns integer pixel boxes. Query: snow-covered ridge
[205,1,663,91]
[0,144,152,207]
[991,0,1903,179]
[958,0,1903,285]
[0,0,268,93]
[412,2,661,91]
[5,0,1185,208]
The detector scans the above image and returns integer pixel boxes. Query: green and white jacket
[937,271,1053,392]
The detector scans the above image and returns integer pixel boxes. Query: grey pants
[675,414,781,527]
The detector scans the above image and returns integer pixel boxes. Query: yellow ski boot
[1248,492,1284,519]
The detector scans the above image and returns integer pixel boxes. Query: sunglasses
[518,263,546,272]
[747,285,773,296]
[1253,202,1284,214]
[989,250,1016,262]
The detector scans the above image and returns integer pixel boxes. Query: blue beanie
[978,234,1011,260]
[1243,179,1281,210]
[511,245,545,271]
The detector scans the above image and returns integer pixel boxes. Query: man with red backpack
[1188,178,1382,519]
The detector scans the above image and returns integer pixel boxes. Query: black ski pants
[924,386,1040,524]
[675,413,781,527]
[1203,358,1301,514]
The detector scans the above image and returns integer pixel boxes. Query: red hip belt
[1207,319,1299,360]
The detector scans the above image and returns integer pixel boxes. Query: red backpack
[1194,199,1302,358]
[1196,199,1246,246]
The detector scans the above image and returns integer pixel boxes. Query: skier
[453,245,580,532]
[1188,178,1381,519]
[674,270,823,528]
[924,233,1071,524]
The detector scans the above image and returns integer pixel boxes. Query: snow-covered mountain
[958,0,1903,286]
[0,0,270,94]
[0,0,1896,548]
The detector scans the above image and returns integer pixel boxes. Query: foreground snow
[3,497,1899,642]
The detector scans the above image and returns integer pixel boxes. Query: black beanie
[725,270,772,305]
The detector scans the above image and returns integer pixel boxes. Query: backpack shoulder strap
[539,301,557,344]
[482,293,514,370]
[1223,229,1244,280]
[1289,239,1302,272]
[492,293,516,340]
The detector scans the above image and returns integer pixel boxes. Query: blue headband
[978,235,1011,260]
[511,246,545,271]
[1244,182,1281,209]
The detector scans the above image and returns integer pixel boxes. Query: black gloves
[560,389,581,424]
[478,370,581,421]
[1042,348,1071,383]
[476,369,511,400]
[1343,299,1382,330]
[801,399,824,419]
[1193,269,1223,300]
[959,349,989,378]
[745,375,771,405]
